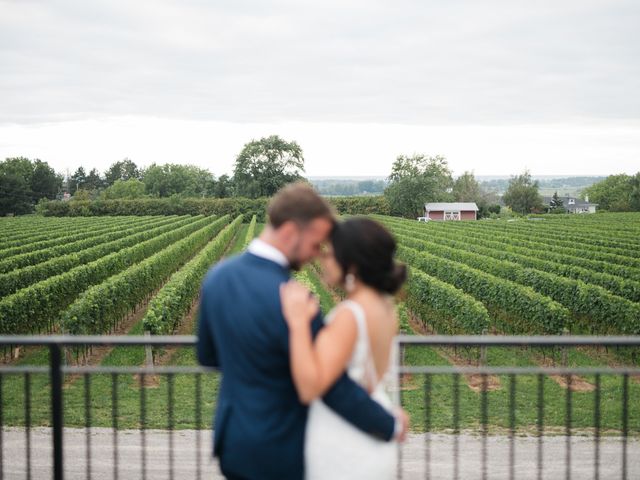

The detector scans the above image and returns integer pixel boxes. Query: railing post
[561,328,569,368]
[50,343,64,480]
[480,328,488,366]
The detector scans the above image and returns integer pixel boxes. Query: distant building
[423,202,479,221]
[542,195,597,214]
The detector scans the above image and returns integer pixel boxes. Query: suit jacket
[197,252,395,480]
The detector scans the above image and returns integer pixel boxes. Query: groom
[197,182,408,480]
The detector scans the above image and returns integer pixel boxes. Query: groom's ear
[275,220,303,249]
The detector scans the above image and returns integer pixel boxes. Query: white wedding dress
[304,300,399,479]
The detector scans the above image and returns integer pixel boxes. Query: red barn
[423,202,479,221]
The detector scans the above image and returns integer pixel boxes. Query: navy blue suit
[197,252,395,480]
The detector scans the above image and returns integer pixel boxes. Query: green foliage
[452,171,481,202]
[443,221,640,277]
[394,229,640,335]
[62,215,231,336]
[84,168,105,191]
[548,191,566,213]
[0,216,144,262]
[233,135,305,198]
[630,173,640,211]
[329,196,390,215]
[104,158,141,186]
[0,216,190,297]
[142,215,243,336]
[377,214,640,335]
[31,160,63,202]
[0,216,214,334]
[398,244,570,334]
[582,172,640,212]
[143,163,215,198]
[35,196,390,220]
[36,197,269,220]
[101,178,148,199]
[384,154,453,218]
[503,170,543,214]
[213,174,234,198]
[404,267,491,334]
[68,166,86,194]
[0,157,62,215]
[0,173,32,215]
[379,215,640,303]
[243,215,257,249]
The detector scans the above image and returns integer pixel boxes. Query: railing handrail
[0,335,198,346]
[1,334,640,346]
[397,334,640,346]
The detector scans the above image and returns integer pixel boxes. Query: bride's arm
[281,281,358,404]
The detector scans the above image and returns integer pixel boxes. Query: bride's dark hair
[330,217,407,295]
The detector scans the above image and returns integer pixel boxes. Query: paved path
[1,428,638,479]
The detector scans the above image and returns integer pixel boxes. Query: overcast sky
[1,0,639,177]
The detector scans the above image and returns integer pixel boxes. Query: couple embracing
[197,182,409,480]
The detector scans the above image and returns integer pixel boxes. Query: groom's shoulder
[203,251,288,290]
[203,252,245,285]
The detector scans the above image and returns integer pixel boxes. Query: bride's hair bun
[380,262,408,295]
[330,218,407,295]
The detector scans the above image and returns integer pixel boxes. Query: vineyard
[0,214,249,339]
[0,212,639,433]
[373,213,640,338]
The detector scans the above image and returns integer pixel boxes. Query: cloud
[1,0,639,125]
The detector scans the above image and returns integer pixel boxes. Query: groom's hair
[268,181,336,228]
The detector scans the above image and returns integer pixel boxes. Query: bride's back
[355,293,398,384]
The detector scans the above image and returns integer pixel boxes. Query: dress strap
[341,300,379,389]
[341,300,367,333]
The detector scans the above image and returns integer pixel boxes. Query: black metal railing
[395,335,640,480]
[0,335,639,479]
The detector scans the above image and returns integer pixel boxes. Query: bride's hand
[280,281,319,330]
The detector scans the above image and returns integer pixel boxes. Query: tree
[452,171,498,218]
[213,174,234,198]
[0,157,33,184]
[143,163,215,197]
[548,191,565,212]
[232,135,305,198]
[582,174,635,211]
[69,167,87,193]
[384,154,453,218]
[84,168,105,192]
[104,158,140,186]
[0,157,62,214]
[101,179,147,199]
[502,170,543,215]
[0,173,32,215]
[30,160,61,202]
[628,172,640,211]
[452,171,482,202]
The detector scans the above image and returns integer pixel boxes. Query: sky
[0,0,639,178]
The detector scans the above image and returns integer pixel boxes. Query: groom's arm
[311,313,396,442]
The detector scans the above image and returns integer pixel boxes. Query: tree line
[0,135,306,216]
[2,134,638,216]
[383,153,640,217]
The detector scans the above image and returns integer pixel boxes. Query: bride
[280,217,407,479]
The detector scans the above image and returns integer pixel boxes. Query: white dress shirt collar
[247,238,289,268]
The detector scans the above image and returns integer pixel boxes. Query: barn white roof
[424,202,479,211]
